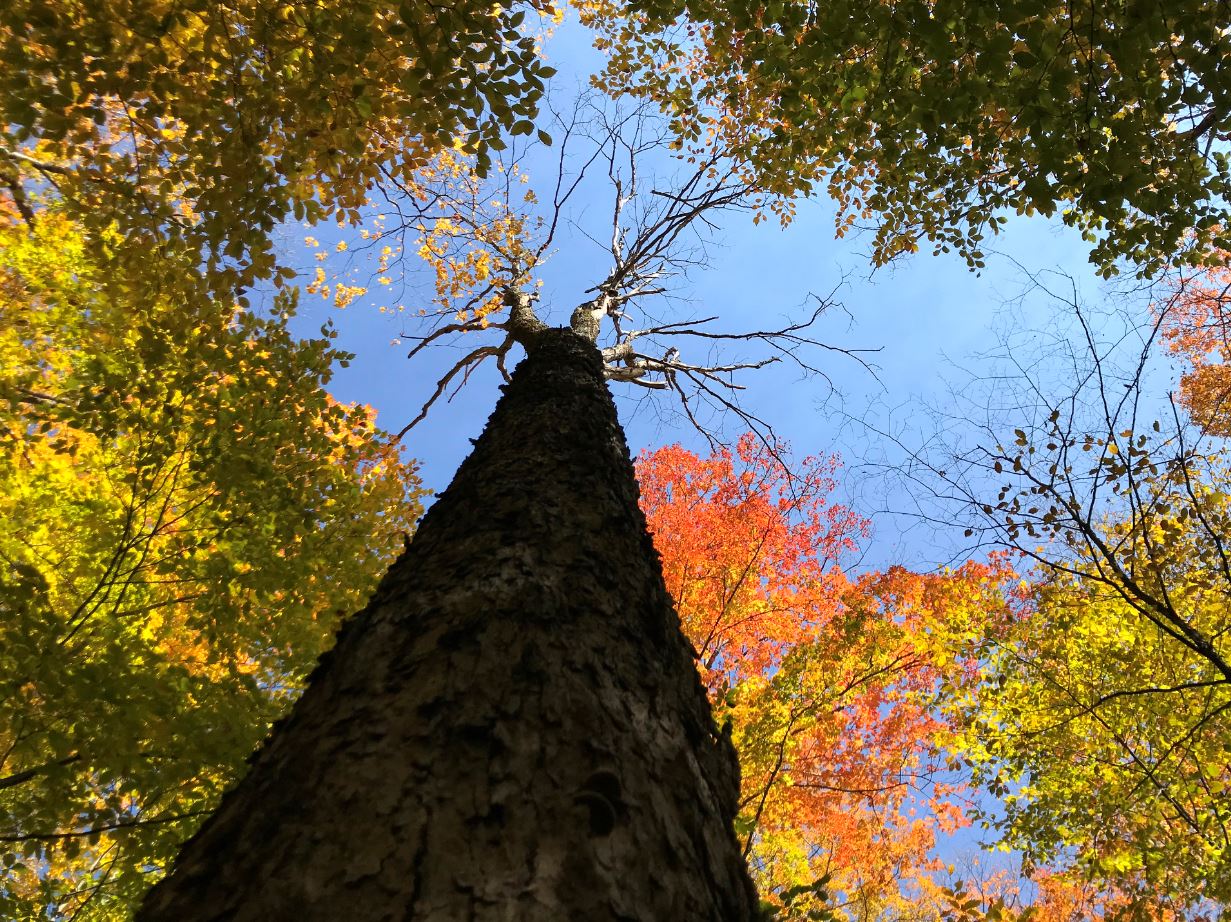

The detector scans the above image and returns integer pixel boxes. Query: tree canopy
[4,0,1231,917]
[0,0,558,294]
[580,0,1231,276]
[0,208,424,918]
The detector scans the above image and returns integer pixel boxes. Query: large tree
[139,97,861,915]
[139,315,762,920]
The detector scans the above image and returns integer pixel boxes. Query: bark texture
[139,328,760,921]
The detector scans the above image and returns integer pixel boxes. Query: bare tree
[381,96,876,448]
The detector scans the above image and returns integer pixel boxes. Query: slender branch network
[391,97,879,446]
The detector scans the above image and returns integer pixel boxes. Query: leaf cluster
[0,0,558,296]
[582,0,1231,276]
[0,212,424,919]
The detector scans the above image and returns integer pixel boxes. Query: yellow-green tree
[0,209,425,919]
[949,386,1231,912]
[968,557,1229,909]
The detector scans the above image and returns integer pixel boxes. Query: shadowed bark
[139,327,759,921]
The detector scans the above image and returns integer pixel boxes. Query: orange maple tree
[1159,255,1231,434]
[635,435,1022,918]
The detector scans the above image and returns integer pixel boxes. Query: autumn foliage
[636,436,1022,918]
[1160,257,1231,434]
[4,0,1231,915]
[0,210,425,918]
[0,0,558,296]
[636,435,1221,919]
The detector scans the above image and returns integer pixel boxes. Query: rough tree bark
[138,324,760,920]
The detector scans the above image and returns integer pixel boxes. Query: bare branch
[395,338,514,440]
[390,95,872,443]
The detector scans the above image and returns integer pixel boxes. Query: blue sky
[281,14,1113,573]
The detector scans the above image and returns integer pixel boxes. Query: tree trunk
[139,327,760,921]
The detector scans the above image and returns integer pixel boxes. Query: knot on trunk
[504,288,548,346]
[569,299,604,342]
